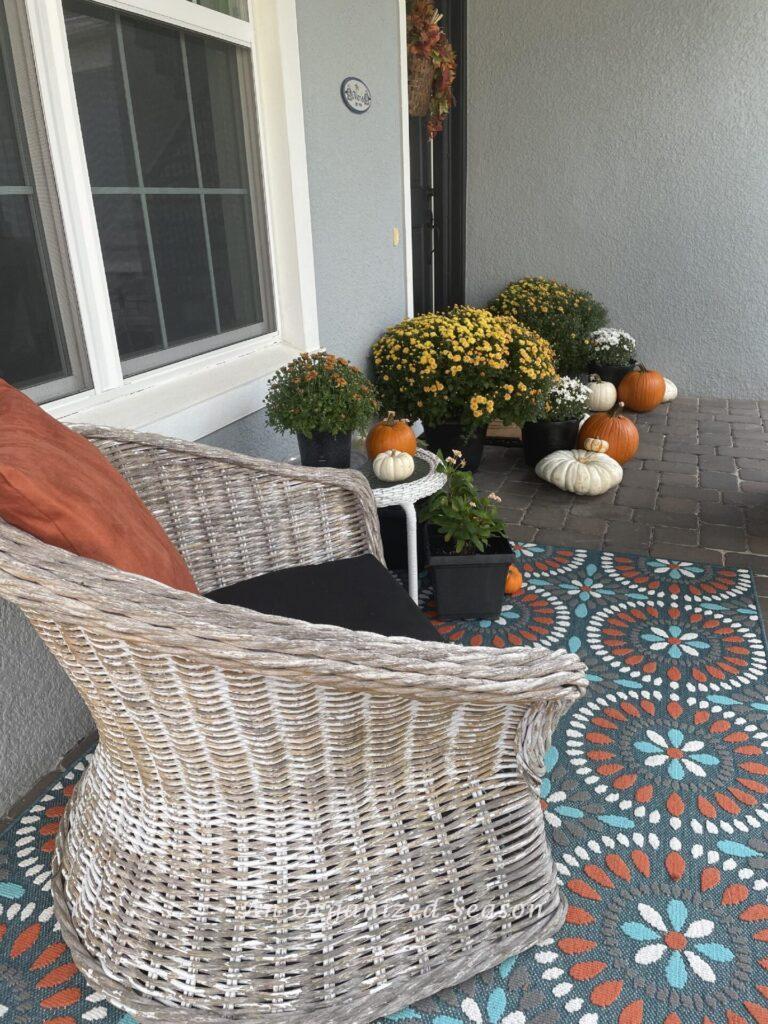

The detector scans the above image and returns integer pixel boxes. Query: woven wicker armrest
[74,424,384,592]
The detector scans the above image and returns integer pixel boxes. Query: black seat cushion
[208,554,442,643]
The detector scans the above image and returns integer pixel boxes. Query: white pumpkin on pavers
[587,375,617,412]
[372,449,415,482]
[535,448,623,496]
[662,378,678,402]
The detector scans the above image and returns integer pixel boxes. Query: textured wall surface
[296,0,409,367]
[466,0,768,398]
[0,601,92,816]
[203,0,409,457]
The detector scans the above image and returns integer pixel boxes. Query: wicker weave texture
[0,427,588,1023]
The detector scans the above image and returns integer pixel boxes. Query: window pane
[93,195,161,357]
[0,196,69,387]
[187,0,248,20]
[121,17,197,188]
[63,0,273,375]
[147,197,216,344]
[186,34,247,188]
[60,0,137,187]
[207,194,261,331]
[0,3,81,398]
[0,37,23,185]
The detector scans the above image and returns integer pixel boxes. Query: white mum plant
[543,376,591,422]
[589,328,636,366]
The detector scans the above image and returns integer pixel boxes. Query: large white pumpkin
[662,377,678,402]
[535,449,623,496]
[372,448,415,482]
[587,376,617,412]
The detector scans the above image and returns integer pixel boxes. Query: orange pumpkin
[366,411,417,459]
[617,364,666,413]
[505,564,523,595]
[577,402,639,465]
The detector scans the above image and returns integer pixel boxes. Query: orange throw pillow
[0,381,198,593]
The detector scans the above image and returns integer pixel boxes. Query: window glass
[93,195,161,358]
[147,196,216,343]
[187,1,249,22]
[64,0,272,376]
[122,17,197,188]
[0,4,82,397]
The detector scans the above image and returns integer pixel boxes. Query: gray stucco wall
[0,0,410,814]
[208,0,409,457]
[0,602,92,817]
[466,0,768,398]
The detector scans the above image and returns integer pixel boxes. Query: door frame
[398,0,415,316]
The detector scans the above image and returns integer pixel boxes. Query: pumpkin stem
[609,401,626,417]
[385,410,398,424]
[589,373,602,383]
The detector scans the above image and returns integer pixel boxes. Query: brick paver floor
[473,396,768,619]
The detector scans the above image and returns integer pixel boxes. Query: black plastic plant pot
[421,422,488,472]
[297,431,352,469]
[427,526,513,619]
[588,361,636,386]
[521,419,580,468]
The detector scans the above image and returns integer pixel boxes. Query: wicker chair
[0,426,588,1024]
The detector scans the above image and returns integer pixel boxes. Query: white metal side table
[362,448,443,603]
[285,447,444,603]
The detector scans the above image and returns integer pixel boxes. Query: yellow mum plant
[372,306,556,430]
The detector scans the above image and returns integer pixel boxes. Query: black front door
[409,0,466,314]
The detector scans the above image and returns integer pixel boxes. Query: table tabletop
[358,448,443,508]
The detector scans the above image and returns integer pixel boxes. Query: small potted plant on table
[265,351,378,469]
[489,277,608,377]
[522,375,591,467]
[372,307,556,471]
[586,328,637,385]
[420,451,511,618]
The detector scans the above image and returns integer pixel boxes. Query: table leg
[403,501,419,604]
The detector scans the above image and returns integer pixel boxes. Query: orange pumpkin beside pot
[617,364,666,413]
[577,402,639,465]
[366,411,417,459]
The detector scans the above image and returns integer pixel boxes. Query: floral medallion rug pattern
[2,545,768,1024]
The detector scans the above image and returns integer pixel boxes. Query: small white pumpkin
[582,436,610,454]
[662,377,678,402]
[372,448,415,483]
[587,375,617,412]
[536,449,623,496]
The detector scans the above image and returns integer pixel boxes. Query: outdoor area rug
[2,544,768,1024]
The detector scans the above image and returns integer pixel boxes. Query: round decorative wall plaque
[340,77,372,114]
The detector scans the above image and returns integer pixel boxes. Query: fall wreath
[406,0,457,139]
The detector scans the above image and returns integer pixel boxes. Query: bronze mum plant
[265,352,378,438]
[490,277,608,377]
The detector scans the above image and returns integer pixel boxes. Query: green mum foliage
[265,351,379,437]
[490,277,608,376]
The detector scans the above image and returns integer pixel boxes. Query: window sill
[44,334,302,440]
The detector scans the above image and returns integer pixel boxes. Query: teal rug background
[2,544,768,1024]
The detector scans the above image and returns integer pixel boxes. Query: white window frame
[23,0,318,439]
